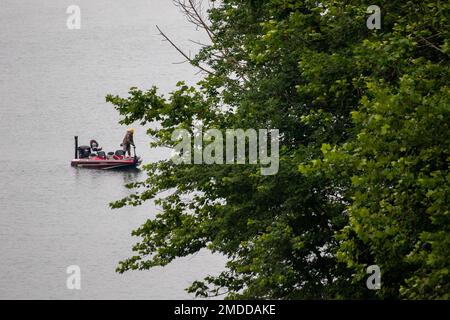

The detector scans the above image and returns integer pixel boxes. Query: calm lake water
[0,0,225,299]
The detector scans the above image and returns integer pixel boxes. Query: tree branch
[156,24,215,75]
[173,0,216,41]
[168,1,249,83]
[419,36,450,58]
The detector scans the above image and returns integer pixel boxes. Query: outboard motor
[78,146,91,159]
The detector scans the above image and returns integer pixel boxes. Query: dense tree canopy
[106,0,449,299]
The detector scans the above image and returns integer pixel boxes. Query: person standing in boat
[122,128,135,157]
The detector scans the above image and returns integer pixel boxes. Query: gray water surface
[0,0,225,299]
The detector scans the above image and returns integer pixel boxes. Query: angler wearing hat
[121,128,135,157]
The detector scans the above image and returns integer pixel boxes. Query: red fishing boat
[71,136,142,170]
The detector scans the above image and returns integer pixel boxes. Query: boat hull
[71,157,142,170]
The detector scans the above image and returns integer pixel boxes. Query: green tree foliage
[106,0,449,299]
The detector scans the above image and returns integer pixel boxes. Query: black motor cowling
[78,146,91,159]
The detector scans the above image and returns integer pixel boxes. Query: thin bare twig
[189,39,210,47]
[173,60,190,65]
